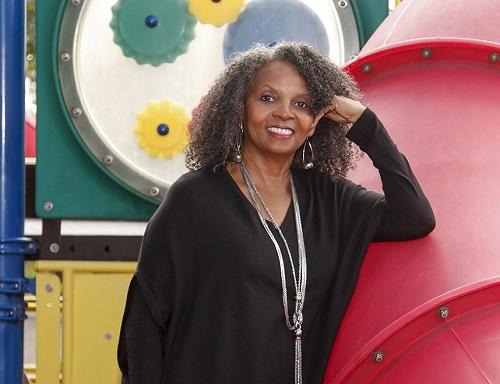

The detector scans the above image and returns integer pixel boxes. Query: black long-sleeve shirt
[118,108,435,383]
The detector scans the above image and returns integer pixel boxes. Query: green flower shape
[110,0,197,66]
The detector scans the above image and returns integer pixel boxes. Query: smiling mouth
[266,127,294,136]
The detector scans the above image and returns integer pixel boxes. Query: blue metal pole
[0,1,27,383]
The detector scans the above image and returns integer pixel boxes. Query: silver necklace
[240,161,307,384]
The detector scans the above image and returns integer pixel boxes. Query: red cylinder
[323,1,500,382]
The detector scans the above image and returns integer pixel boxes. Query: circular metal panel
[58,0,360,202]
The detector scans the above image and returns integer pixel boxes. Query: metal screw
[71,107,82,117]
[489,52,499,63]
[438,306,449,319]
[49,243,60,253]
[338,0,348,8]
[71,0,81,5]
[45,283,53,293]
[103,154,114,165]
[422,48,432,59]
[60,52,71,62]
[104,332,112,340]
[150,186,160,197]
[372,351,384,363]
[362,63,372,73]
[43,201,54,211]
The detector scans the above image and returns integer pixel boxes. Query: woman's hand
[313,95,366,127]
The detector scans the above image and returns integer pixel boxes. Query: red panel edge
[326,277,500,383]
[342,38,500,80]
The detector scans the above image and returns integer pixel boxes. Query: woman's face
[243,60,316,162]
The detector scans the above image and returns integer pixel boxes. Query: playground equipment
[11,0,389,383]
[14,0,496,382]
[0,2,38,384]
[323,0,500,382]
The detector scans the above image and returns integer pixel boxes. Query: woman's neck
[240,148,293,189]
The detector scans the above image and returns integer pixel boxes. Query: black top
[118,109,435,384]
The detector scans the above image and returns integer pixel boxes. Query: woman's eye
[296,101,308,108]
[261,95,274,102]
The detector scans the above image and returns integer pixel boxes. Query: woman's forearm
[346,108,436,241]
[123,279,164,383]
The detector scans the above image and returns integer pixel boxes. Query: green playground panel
[352,0,389,46]
[35,0,157,220]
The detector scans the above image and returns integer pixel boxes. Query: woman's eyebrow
[257,84,277,92]
[258,85,310,99]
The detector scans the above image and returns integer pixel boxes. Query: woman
[118,42,435,384]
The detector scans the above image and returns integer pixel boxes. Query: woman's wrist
[348,105,367,124]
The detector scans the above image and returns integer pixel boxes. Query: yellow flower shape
[135,99,190,159]
[188,0,245,27]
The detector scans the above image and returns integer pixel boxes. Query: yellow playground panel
[34,261,135,384]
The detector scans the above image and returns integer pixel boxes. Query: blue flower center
[157,123,169,136]
[145,15,159,28]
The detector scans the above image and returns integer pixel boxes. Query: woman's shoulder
[158,167,225,208]
[293,167,342,188]
[293,167,365,200]
[150,169,216,224]
[169,168,214,191]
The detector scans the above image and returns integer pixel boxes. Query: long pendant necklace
[240,161,307,384]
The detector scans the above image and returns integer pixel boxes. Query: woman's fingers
[325,109,350,123]
[330,95,366,123]
[312,106,331,127]
[313,96,365,127]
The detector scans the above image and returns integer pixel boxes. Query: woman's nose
[273,102,294,120]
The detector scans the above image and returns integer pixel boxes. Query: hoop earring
[302,138,314,169]
[234,122,243,162]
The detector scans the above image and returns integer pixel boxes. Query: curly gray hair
[185,42,362,177]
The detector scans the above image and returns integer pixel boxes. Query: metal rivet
[422,48,432,59]
[49,243,60,253]
[489,52,499,63]
[438,306,449,319]
[104,332,112,340]
[43,201,54,211]
[372,351,384,363]
[71,0,81,5]
[45,284,53,293]
[362,63,372,73]
[103,154,114,165]
[338,0,348,8]
[60,52,71,62]
[145,15,159,28]
[150,186,160,197]
[71,107,82,117]
[14,283,19,289]
[157,123,169,136]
